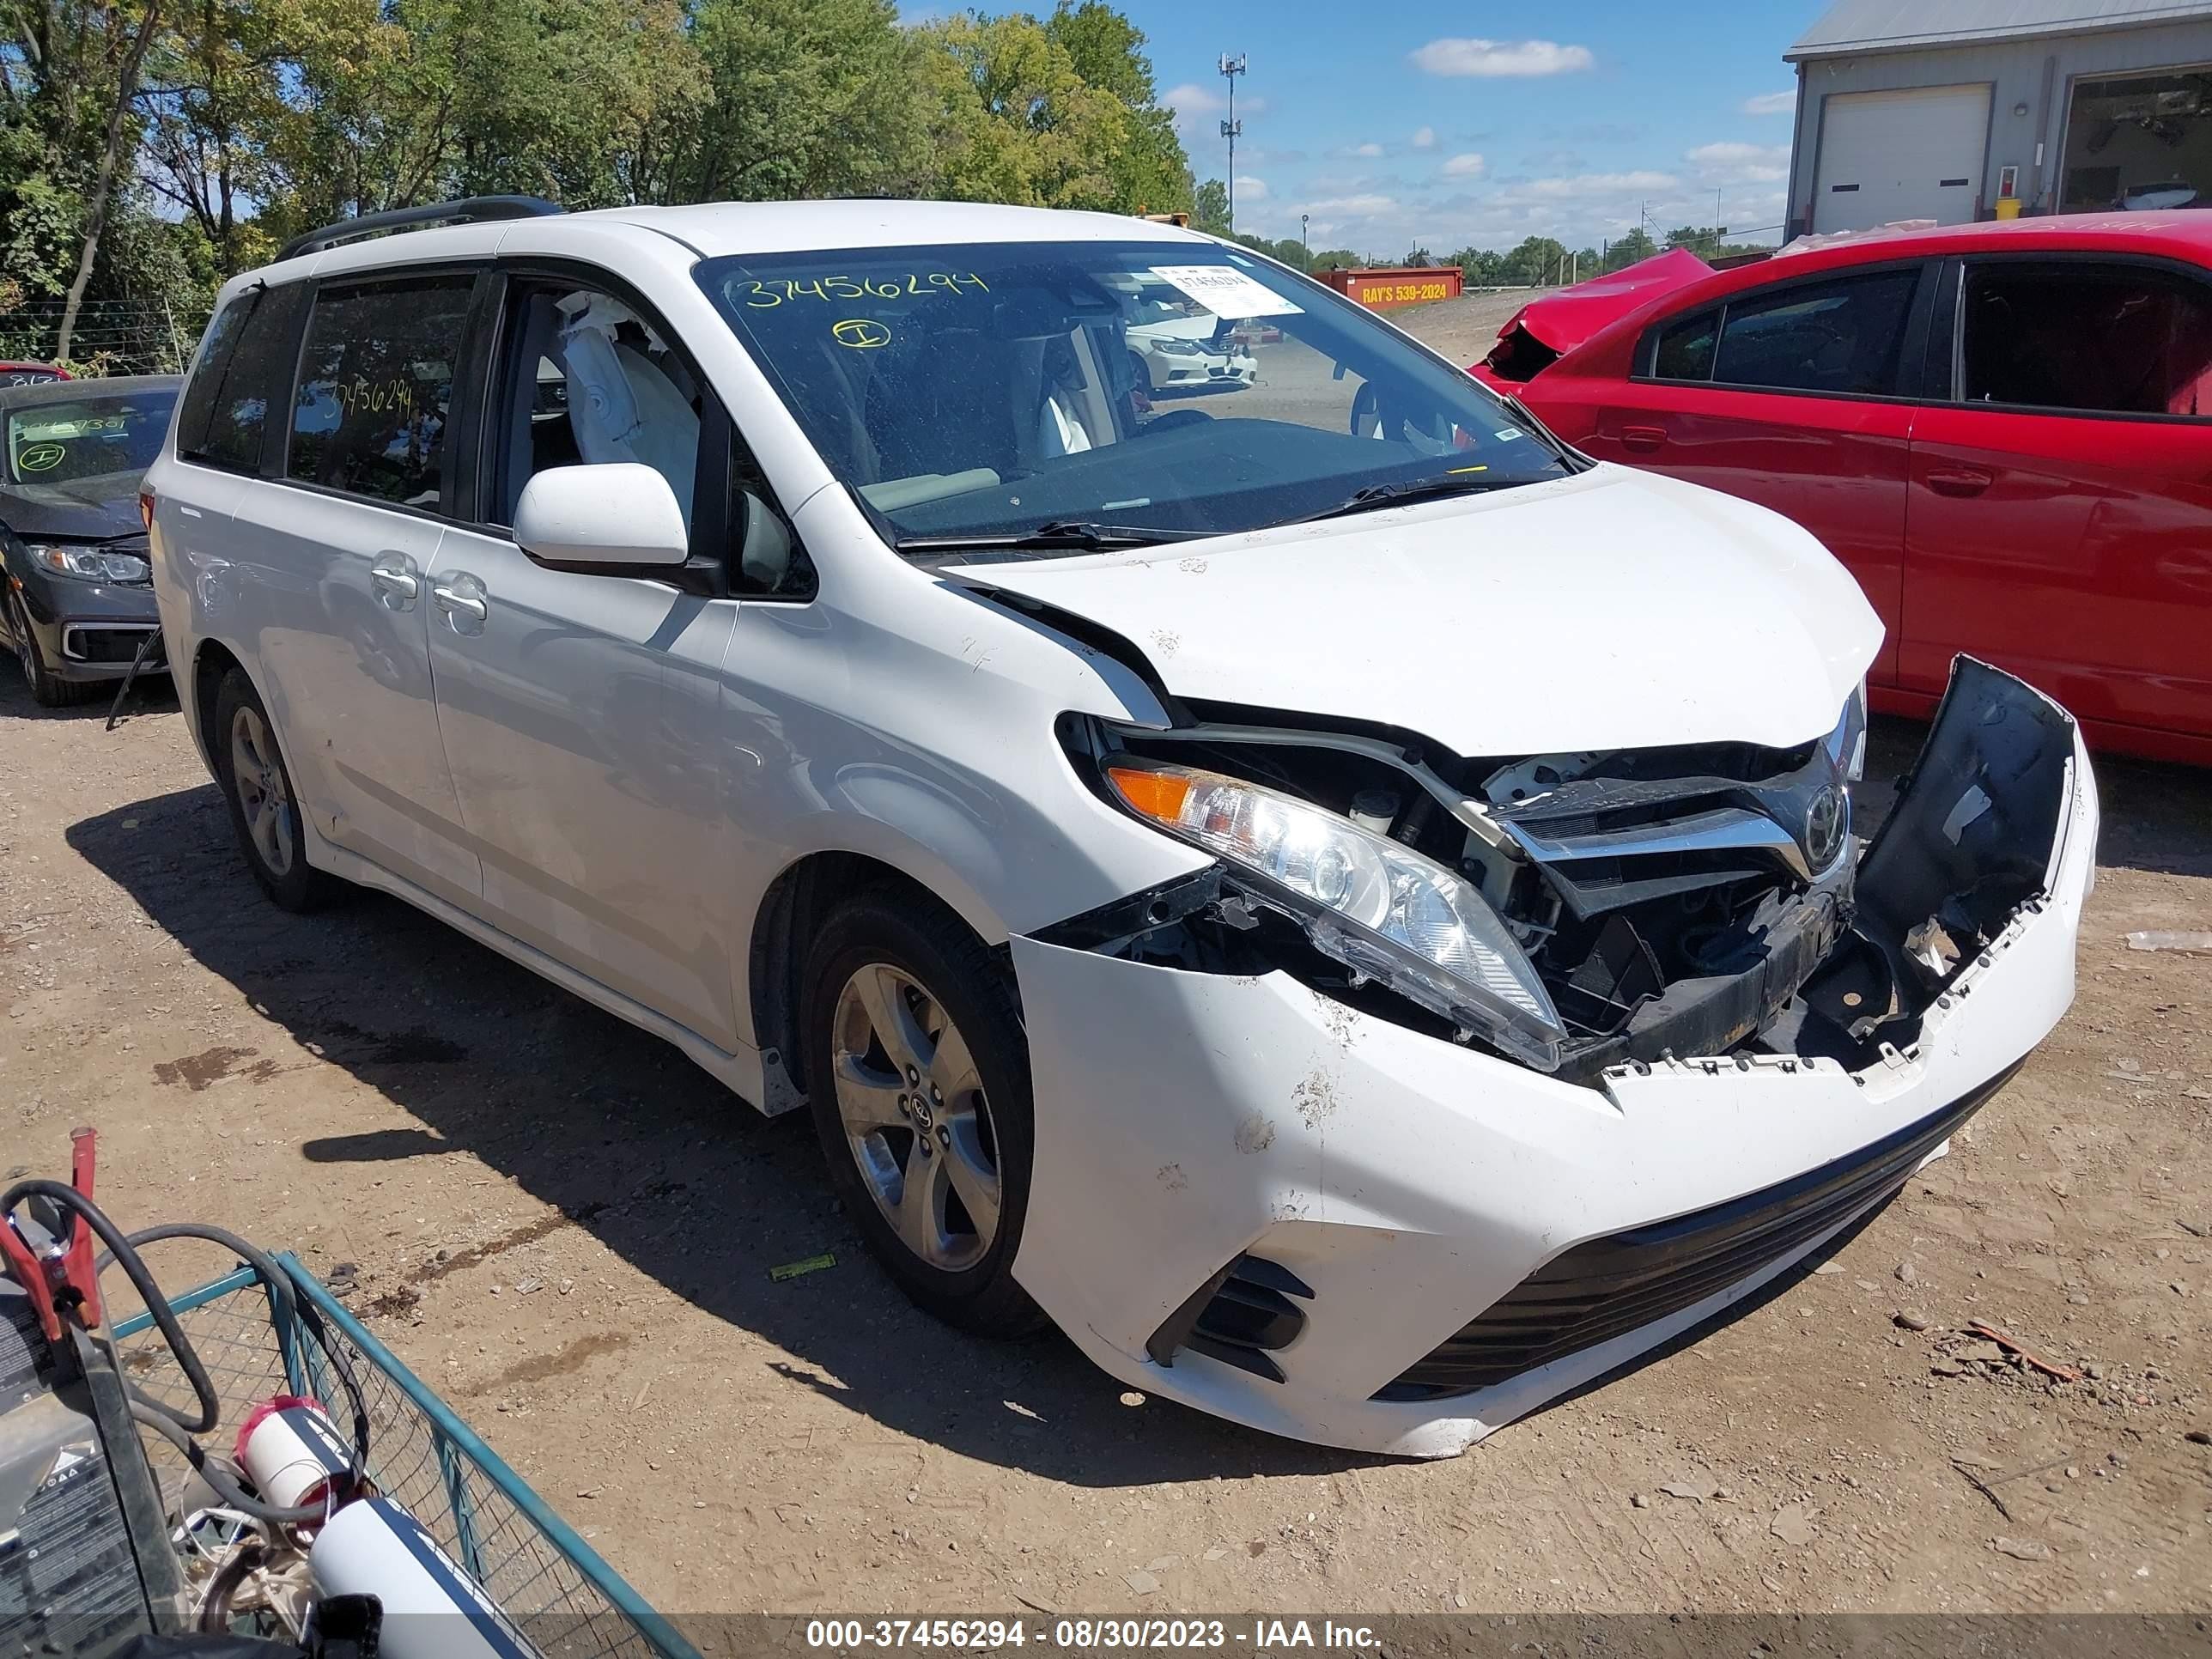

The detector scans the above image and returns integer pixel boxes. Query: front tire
[802,890,1042,1336]
[7,590,99,708]
[212,668,339,912]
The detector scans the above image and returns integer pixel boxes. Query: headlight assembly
[1104,762,1567,1070]
[31,542,150,585]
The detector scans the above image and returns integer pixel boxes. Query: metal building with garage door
[1783,0,2212,234]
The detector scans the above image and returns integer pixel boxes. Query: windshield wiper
[893,520,1213,555]
[1291,474,1527,526]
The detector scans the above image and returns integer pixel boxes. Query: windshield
[696,240,1571,553]
[6,391,174,485]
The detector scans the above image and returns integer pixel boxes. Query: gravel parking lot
[4,295,2208,1619]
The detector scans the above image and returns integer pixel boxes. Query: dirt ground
[1383,289,1528,367]
[5,308,2209,1619]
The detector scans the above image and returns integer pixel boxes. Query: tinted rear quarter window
[289,276,474,507]
[1653,307,1719,380]
[1963,262,2212,417]
[177,284,303,472]
[1710,270,1917,395]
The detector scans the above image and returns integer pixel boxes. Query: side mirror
[736,488,795,592]
[514,463,689,570]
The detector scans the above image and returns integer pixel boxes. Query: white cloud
[1520,169,1679,199]
[1412,125,1437,150]
[1163,82,1267,140]
[1351,142,1384,159]
[1234,174,1269,203]
[1301,192,1400,217]
[1443,152,1486,179]
[1686,142,1790,184]
[1410,38,1595,78]
[1741,90,1796,117]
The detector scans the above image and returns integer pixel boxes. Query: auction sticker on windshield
[1147,264,1303,319]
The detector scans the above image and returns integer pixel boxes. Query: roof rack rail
[275,195,563,264]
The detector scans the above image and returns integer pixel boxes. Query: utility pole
[1300,212,1309,263]
[1218,52,1246,234]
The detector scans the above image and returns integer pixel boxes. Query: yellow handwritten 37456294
[740,272,989,308]
[334,374,421,420]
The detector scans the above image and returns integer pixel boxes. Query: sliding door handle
[431,573,489,633]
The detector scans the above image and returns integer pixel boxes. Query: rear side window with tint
[1710,270,1917,395]
[1652,307,1719,380]
[178,284,302,472]
[288,276,474,507]
[1963,263,2212,417]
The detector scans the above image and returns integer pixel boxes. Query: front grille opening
[1146,1255,1314,1384]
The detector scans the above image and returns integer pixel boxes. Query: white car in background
[1121,275,1258,395]
[149,197,2096,1457]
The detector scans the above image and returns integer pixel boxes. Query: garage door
[1813,84,1990,232]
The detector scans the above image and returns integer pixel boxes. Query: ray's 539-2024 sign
[1317,265,1463,308]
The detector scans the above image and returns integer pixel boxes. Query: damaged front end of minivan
[1011,655,2095,1455]
[1050,658,2081,1088]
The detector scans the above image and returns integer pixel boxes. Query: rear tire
[802,889,1043,1336]
[8,590,100,708]
[212,667,340,912]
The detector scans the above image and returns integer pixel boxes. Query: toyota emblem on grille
[1803,783,1847,871]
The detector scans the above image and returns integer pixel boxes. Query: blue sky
[1060,1,1832,257]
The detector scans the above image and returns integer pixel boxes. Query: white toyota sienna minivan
[147,196,2099,1456]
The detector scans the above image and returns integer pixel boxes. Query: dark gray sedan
[0,374,178,705]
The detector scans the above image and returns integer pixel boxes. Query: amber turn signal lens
[1107,765,1190,823]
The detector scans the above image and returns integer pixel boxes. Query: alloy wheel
[830,962,1002,1273]
[9,593,34,682]
[229,704,295,877]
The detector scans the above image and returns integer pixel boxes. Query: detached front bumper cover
[1010,658,2095,1455]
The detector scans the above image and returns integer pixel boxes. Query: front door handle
[369,556,419,610]
[431,573,489,634]
[1619,425,1668,453]
[1925,466,1993,498]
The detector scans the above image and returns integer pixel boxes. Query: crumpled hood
[0,471,146,541]
[1490,247,1715,359]
[948,465,1882,757]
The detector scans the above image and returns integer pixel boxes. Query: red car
[1475,214,2212,765]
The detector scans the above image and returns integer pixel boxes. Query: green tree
[1192,176,1228,235]
[1232,231,1306,271]
[1499,235,1568,286]
[915,10,1126,209]
[1600,226,1656,271]
[1308,246,1361,271]
[678,0,911,204]
[1042,0,1189,216]
[1448,245,1505,285]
